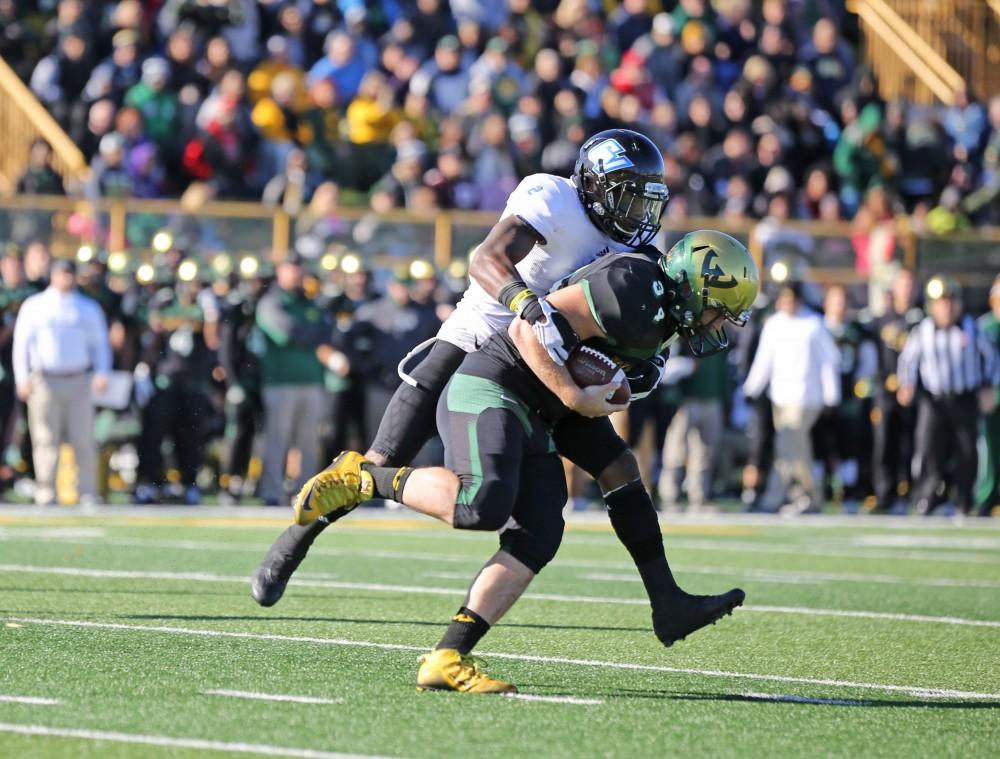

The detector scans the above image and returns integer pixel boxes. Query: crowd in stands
[3,0,999,231]
[1,239,998,516]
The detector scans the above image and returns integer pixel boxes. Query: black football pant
[138,384,206,488]
[369,339,629,479]
[872,392,914,509]
[910,393,978,513]
[225,389,263,482]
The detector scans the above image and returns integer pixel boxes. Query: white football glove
[531,299,579,366]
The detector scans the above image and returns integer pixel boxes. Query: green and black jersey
[462,250,679,425]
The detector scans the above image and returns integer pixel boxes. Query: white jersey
[437,173,633,351]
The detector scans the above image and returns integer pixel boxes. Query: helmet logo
[700,250,738,290]
[587,139,634,175]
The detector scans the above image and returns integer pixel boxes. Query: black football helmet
[573,129,668,248]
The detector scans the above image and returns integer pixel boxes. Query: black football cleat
[250,521,330,607]
[652,588,745,647]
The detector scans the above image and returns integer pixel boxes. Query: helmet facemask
[601,177,668,247]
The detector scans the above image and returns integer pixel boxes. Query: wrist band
[508,288,536,314]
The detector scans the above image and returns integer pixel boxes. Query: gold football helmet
[660,229,760,355]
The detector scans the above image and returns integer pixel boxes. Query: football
[565,345,631,405]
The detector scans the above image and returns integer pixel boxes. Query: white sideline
[7,617,1000,701]
[2,564,999,628]
[0,722,399,759]
[3,532,999,566]
[0,695,60,705]
[203,689,343,705]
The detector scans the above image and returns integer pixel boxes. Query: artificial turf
[0,508,998,758]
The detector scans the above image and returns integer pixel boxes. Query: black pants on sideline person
[909,393,979,514]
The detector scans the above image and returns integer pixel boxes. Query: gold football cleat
[292,451,374,526]
[416,648,518,694]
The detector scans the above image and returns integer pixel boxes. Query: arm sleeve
[741,319,774,400]
[87,301,112,375]
[818,327,842,406]
[255,292,294,346]
[500,174,567,245]
[896,325,922,389]
[977,327,999,388]
[12,300,33,385]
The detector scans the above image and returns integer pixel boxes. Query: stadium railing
[0,194,997,300]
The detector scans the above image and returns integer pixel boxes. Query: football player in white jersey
[251,129,740,649]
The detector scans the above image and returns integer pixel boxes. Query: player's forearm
[469,216,543,321]
[509,317,580,408]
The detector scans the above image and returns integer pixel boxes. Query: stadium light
[447,259,468,279]
[76,244,95,263]
[770,260,789,283]
[340,253,361,274]
[178,259,199,282]
[321,253,339,271]
[409,259,434,280]
[926,277,944,300]
[152,230,174,253]
[107,250,129,273]
[212,253,233,277]
[136,263,155,285]
[239,256,259,278]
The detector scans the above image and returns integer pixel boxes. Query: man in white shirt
[12,259,112,506]
[743,282,841,513]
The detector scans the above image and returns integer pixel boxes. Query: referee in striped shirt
[897,276,999,515]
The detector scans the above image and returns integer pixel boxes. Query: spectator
[252,71,310,178]
[16,140,64,196]
[262,148,312,215]
[898,277,998,515]
[308,31,367,103]
[743,282,841,513]
[799,17,854,113]
[124,58,179,152]
[12,259,111,507]
[183,99,247,198]
[943,87,986,163]
[88,133,134,199]
[255,253,333,506]
[81,29,141,106]
[248,35,309,109]
[0,249,30,496]
[74,99,117,164]
[411,35,471,116]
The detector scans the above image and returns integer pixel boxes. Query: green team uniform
[438,250,677,572]
[976,312,1000,512]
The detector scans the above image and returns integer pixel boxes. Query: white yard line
[203,689,343,705]
[4,534,999,584]
[0,695,60,705]
[7,617,1000,701]
[2,564,998,628]
[502,694,604,705]
[4,532,1000,566]
[739,692,868,706]
[0,723,399,759]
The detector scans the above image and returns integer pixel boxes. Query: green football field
[1,508,998,759]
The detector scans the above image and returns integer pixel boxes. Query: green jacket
[255,285,329,386]
[124,83,178,145]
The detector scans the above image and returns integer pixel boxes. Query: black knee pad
[453,478,517,532]
[498,520,564,574]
